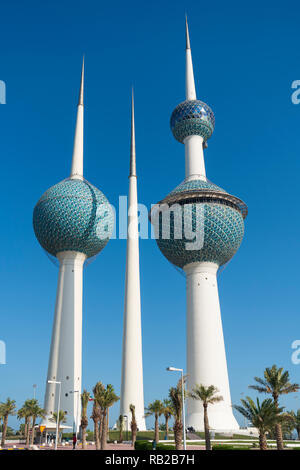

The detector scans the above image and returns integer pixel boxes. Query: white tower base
[41,251,86,432]
[184,262,239,431]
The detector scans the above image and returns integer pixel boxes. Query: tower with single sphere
[33,60,114,431]
[150,20,247,431]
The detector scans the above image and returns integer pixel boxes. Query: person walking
[72,433,77,450]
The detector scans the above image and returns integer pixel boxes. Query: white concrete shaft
[184,262,239,431]
[120,175,146,430]
[184,135,206,181]
[42,251,86,432]
[70,59,84,180]
[70,103,83,179]
[186,48,196,100]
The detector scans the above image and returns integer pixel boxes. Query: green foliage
[50,410,67,425]
[189,384,223,406]
[135,440,175,450]
[145,400,164,418]
[168,378,186,422]
[234,397,284,434]
[212,444,252,450]
[249,365,299,402]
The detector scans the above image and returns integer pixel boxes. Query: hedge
[135,440,175,450]
[212,444,251,451]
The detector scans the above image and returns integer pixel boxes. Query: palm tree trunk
[1,415,8,446]
[273,395,284,450]
[174,420,183,450]
[101,409,107,450]
[297,427,300,440]
[155,414,159,443]
[99,413,104,449]
[275,423,284,450]
[203,404,211,451]
[131,422,137,448]
[165,416,169,439]
[30,417,36,445]
[107,408,109,442]
[259,431,268,450]
[93,418,100,450]
[26,418,31,446]
[24,418,28,442]
[82,424,87,449]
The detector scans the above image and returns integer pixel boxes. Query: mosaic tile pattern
[169,178,225,195]
[170,100,215,143]
[154,201,244,268]
[33,178,114,258]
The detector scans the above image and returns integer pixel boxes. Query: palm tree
[50,410,67,444]
[118,415,124,443]
[0,398,16,447]
[168,377,186,450]
[288,410,300,440]
[94,384,119,450]
[17,406,28,439]
[28,401,45,445]
[91,400,102,450]
[92,381,105,450]
[18,400,34,444]
[162,399,173,440]
[145,400,164,444]
[189,384,223,450]
[81,390,90,449]
[249,365,299,450]
[130,404,137,447]
[234,397,285,450]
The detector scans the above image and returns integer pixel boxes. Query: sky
[1,0,300,431]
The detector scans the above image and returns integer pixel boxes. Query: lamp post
[124,415,129,441]
[48,380,61,450]
[166,367,186,450]
[33,384,37,400]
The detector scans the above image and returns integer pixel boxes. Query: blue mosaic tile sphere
[152,179,245,268]
[33,178,114,258]
[170,100,215,143]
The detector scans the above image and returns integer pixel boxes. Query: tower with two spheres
[150,20,247,430]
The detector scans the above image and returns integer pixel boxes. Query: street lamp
[166,367,186,450]
[123,415,129,441]
[48,380,61,450]
[33,384,37,400]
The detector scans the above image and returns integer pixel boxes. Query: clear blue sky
[1,0,300,430]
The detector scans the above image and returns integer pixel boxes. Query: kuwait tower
[150,20,247,430]
[33,60,114,430]
[120,94,146,430]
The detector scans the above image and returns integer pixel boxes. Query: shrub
[135,440,175,450]
[212,444,251,450]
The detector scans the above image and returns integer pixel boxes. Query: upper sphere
[170,100,215,143]
[33,178,114,258]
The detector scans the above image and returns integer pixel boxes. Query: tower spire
[185,16,196,100]
[130,89,136,177]
[120,91,146,431]
[70,57,84,179]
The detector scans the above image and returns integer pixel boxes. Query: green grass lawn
[84,430,171,442]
